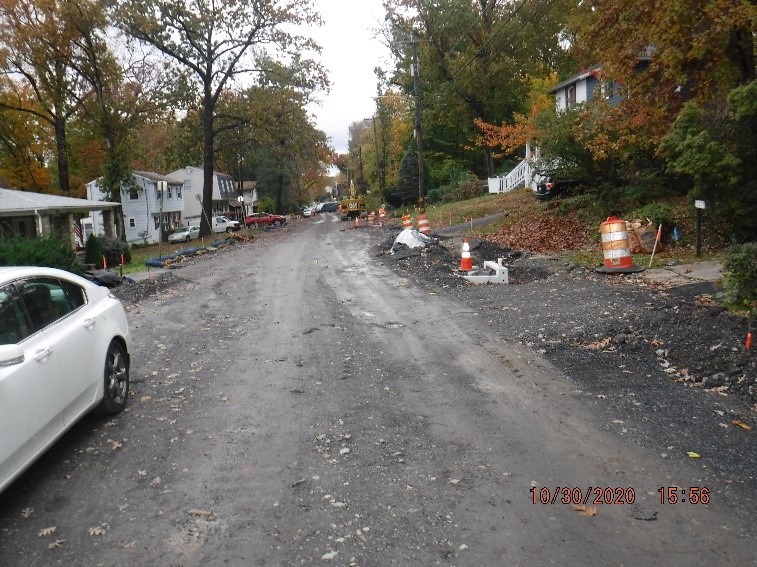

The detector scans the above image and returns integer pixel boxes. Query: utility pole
[370,116,386,196]
[411,36,425,213]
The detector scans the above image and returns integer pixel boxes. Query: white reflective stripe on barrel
[601,231,628,242]
[603,248,632,259]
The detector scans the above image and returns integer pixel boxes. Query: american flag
[73,222,83,247]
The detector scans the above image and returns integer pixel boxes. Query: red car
[244,212,287,227]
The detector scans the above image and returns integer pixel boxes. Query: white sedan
[0,266,131,494]
[168,225,201,242]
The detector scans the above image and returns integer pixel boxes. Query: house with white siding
[86,171,185,245]
[489,63,629,194]
[165,166,241,225]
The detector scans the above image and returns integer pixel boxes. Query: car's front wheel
[96,340,129,414]
[272,220,281,228]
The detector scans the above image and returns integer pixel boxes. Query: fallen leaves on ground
[107,439,123,451]
[88,527,106,536]
[47,539,65,549]
[485,212,593,253]
[21,508,33,519]
[573,505,598,517]
[732,420,752,430]
[687,451,701,458]
[187,509,214,517]
[38,526,56,537]
[582,337,612,350]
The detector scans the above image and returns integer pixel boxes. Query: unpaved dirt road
[1,216,755,566]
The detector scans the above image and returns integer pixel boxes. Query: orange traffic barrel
[417,214,431,235]
[459,238,473,271]
[402,213,412,230]
[378,207,386,222]
[596,217,644,273]
[368,210,376,224]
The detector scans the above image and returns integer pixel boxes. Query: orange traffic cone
[459,238,473,271]
[354,216,360,229]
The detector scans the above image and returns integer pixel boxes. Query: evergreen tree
[387,144,420,207]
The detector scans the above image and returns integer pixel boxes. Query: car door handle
[33,347,52,361]
[82,317,96,329]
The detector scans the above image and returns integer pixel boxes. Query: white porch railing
[488,159,533,193]
[488,143,542,194]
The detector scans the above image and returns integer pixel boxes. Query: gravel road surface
[0,215,754,566]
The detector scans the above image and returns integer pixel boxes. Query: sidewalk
[124,267,169,283]
[642,260,722,286]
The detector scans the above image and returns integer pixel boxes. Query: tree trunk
[201,86,215,236]
[54,113,70,193]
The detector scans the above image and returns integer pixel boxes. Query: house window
[154,215,160,230]
[129,218,136,228]
[567,84,577,108]
[177,186,182,199]
[167,186,173,199]
[129,189,139,200]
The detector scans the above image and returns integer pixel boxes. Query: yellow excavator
[339,180,366,221]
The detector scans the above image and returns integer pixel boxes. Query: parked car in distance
[212,216,240,233]
[320,202,339,213]
[168,225,201,242]
[0,266,131,494]
[302,207,315,217]
[534,174,582,200]
[245,212,287,228]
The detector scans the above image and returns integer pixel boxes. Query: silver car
[168,225,201,242]
[0,266,131,494]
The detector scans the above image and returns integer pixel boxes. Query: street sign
[695,200,706,209]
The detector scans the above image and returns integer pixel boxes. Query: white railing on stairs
[488,159,533,194]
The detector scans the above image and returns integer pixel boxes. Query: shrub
[0,236,80,273]
[257,196,276,213]
[101,236,131,267]
[85,233,104,268]
[629,202,676,228]
[428,167,483,204]
[720,242,757,310]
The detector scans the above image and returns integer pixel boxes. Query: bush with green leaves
[720,242,757,311]
[629,202,676,229]
[257,196,276,213]
[0,236,81,273]
[84,233,104,268]
[101,236,132,267]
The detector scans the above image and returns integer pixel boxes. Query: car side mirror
[0,344,25,368]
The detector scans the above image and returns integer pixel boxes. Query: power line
[446,0,531,89]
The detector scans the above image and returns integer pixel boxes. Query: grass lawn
[122,231,249,274]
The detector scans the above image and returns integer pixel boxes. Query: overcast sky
[307,0,391,154]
